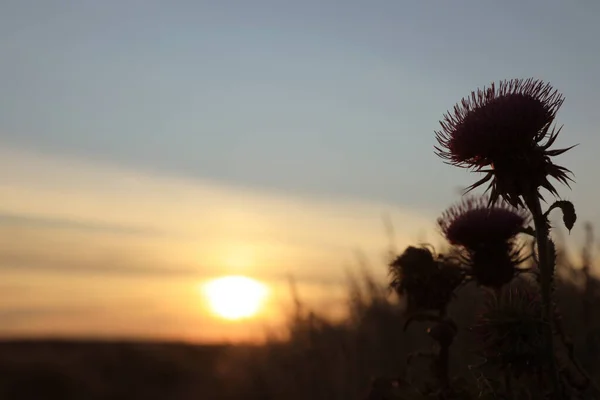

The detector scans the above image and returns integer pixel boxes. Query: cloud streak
[0,211,164,236]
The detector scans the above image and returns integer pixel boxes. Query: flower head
[390,246,463,313]
[438,196,529,288]
[439,196,529,248]
[472,282,548,376]
[435,78,575,207]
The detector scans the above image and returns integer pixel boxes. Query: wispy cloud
[0,211,165,236]
[0,146,437,277]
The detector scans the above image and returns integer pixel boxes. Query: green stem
[526,193,562,397]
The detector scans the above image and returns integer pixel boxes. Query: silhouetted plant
[363,78,594,399]
[434,78,573,208]
[389,246,464,315]
[389,246,464,395]
[438,195,530,289]
[434,77,582,398]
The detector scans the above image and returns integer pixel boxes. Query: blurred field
[0,340,238,399]
[1,231,600,399]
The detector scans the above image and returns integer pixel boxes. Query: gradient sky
[1,1,600,342]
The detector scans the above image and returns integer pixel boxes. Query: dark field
[0,340,240,399]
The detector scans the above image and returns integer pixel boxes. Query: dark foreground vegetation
[0,339,232,399]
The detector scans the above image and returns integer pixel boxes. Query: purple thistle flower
[438,196,529,288]
[435,78,575,207]
[439,196,529,248]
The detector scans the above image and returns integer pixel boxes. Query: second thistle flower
[438,196,530,288]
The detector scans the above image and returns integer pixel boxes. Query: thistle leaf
[544,200,577,233]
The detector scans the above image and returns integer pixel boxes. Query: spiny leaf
[544,200,577,233]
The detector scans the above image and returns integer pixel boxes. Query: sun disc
[202,275,268,320]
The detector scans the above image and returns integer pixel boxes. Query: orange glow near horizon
[0,146,436,342]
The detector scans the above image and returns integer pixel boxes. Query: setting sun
[201,276,269,320]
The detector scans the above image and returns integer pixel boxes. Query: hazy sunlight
[201,276,269,321]
[0,146,432,340]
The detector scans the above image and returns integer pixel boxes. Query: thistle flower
[438,196,529,288]
[435,78,575,207]
[472,283,548,376]
[390,246,463,313]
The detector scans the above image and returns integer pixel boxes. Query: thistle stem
[526,193,562,397]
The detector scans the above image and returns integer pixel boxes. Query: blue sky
[1,0,600,340]
[1,1,597,211]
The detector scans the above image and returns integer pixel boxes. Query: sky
[1,0,600,342]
